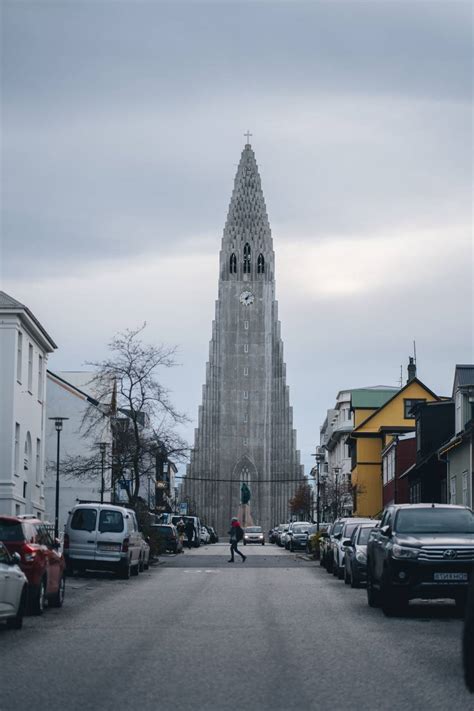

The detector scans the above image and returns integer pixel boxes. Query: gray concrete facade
[183,143,304,535]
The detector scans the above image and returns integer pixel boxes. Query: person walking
[184,519,194,549]
[228,517,246,563]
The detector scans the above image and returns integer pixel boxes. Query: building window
[14,423,20,476]
[416,419,421,452]
[28,343,33,393]
[244,320,249,330]
[24,432,32,471]
[244,344,249,353]
[243,391,248,400]
[229,253,237,274]
[243,438,248,446]
[450,476,457,504]
[383,456,388,486]
[404,398,426,419]
[36,439,41,484]
[17,331,23,383]
[244,367,248,376]
[243,243,251,273]
[38,355,43,401]
[257,253,265,274]
[243,413,248,423]
[462,471,469,506]
[23,482,27,499]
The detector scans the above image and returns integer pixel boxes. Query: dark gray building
[182,142,304,535]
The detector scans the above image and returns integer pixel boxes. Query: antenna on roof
[413,340,417,365]
[399,366,403,388]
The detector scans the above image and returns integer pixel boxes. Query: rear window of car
[153,525,172,534]
[396,508,474,534]
[71,508,97,532]
[99,510,124,533]
[357,527,374,545]
[0,520,26,541]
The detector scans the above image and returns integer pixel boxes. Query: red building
[382,434,416,507]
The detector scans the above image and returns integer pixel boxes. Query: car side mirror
[334,533,342,540]
[10,552,21,565]
[342,539,352,548]
[380,525,392,537]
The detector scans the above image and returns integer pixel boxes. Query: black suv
[366,503,474,616]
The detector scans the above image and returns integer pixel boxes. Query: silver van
[64,504,142,579]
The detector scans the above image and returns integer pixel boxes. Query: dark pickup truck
[366,503,474,616]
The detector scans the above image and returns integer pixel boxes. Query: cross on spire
[244,130,252,144]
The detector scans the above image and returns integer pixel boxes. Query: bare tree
[61,324,189,504]
[289,483,312,520]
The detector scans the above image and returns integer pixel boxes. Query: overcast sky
[2,0,472,479]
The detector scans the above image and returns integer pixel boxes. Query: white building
[319,393,353,519]
[45,371,113,533]
[0,291,57,517]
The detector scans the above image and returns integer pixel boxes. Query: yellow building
[350,378,440,517]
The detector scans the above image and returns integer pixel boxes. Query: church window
[243,438,248,446]
[244,321,249,330]
[244,367,248,376]
[243,413,248,423]
[244,344,249,353]
[229,253,237,274]
[257,253,265,274]
[243,391,248,399]
[243,243,251,273]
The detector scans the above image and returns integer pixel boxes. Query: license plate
[99,544,121,551]
[433,572,468,582]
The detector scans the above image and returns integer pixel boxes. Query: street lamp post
[49,417,69,538]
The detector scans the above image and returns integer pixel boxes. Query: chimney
[407,356,416,383]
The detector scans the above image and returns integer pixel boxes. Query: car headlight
[392,544,420,560]
[355,550,367,563]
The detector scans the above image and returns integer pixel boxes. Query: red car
[0,515,66,614]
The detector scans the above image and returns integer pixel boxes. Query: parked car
[333,518,374,579]
[463,568,474,692]
[0,542,28,629]
[150,524,182,554]
[343,523,378,588]
[0,515,66,614]
[200,526,211,545]
[278,524,290,548]
[64,504,142,579]
[367,503,474,616]
[286,522,312,551]
[319,524,333,568]
[243,526,265,545]
[163,515,201,548]
[138,533,151,571]
[268,528,277,544]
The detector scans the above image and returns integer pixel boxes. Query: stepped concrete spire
[182,143,304,535]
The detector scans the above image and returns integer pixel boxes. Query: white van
[158,514,201,547]
[64,504,142,579]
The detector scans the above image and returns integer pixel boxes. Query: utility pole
[49,417,69,538]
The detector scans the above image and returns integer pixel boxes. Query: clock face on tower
[239,291,255,306]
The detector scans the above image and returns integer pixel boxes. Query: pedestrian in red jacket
[228,518,246,563]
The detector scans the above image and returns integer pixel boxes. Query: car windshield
[396,508,474,534]
[98,510,124,533]
[332,522,344,536]
[292,524,309,532]
[71,509,97,532]
[344,523,362,538]
[0,520,25,541]
[246,527,262,533]
[357,527,374,544]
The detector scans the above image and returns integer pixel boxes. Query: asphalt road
[1,543,472,711]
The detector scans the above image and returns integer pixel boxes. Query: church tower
[182,141,304,535]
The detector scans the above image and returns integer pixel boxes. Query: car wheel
[119,558,131,580]
[344,566,350,585]
[380,573,406,617]
[332,561,338,576]
[7,587,27,629]
[131,560,140,576]
[262,542,265,546]
[144,559,149,570]
[290,542,294,552]
[139,556,144,573]
[243,541,247,546]
[366,572,381,608]
[49,574,66,608]
[350,565,360,589]
[31,577,47,615]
